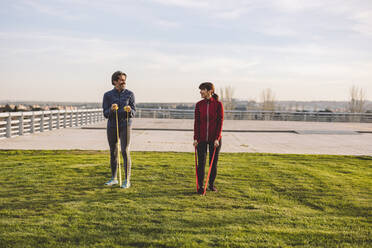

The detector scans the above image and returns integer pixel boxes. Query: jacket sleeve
[129,92,136,118]
[120,92,136,119]
[194,103,200,141]
[102,92,112,119]
[215,101,224,141]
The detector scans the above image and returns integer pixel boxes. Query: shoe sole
[207,188,218,192]
[104,182,118,186]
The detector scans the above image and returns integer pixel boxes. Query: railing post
[63,111,67,128]
[18,113,24,136]
[75,111,78,126]
[57,111,60,129]
[70,111,73,127]
[30,112,35,133]
[80,112,83,126]
[49,112,53,130]
[40,111,44,132]
[6,113,11,138]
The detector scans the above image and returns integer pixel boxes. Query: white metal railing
[135,108,372,123]
[1,108,371,139]
[0,109,104,139]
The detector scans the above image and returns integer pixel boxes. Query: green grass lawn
[0,150,371,248]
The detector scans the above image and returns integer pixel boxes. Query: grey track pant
[107,125,131,182]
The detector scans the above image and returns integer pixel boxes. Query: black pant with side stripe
[196,139,222,189]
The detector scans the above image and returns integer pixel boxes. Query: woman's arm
[194,103,200,142]
[215,101,224,141]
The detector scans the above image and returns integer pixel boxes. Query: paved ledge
[83,126,298,133]
[84,118,372,131]
[82,119,372,135]
[295,130,360,135]
[82,126,371,135]
[0,119,371,155]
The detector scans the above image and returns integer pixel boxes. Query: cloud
[18,0,86,20]
[154,19,180,29]
[214,8,248,20]
[271,0,325,12]
[0,32,128,64]
[2,1,372,101]
[144,54,259,75]
[149,0,209,8]
[351,10,372,36]
[149,0,252,19]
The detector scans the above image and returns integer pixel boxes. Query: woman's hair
[199,82,219,100]
[111,71,127,85]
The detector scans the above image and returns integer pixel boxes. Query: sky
[0,0,371,103]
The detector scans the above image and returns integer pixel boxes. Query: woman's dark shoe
[208,185,218,192]
[197,187,204,195]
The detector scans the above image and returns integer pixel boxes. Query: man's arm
[102,92,112,119]
[129,92,136,118]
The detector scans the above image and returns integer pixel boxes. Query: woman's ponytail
[212,93,219,101]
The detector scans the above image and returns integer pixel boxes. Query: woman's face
[200,88,213,99]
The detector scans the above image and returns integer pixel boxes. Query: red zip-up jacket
[194,97,224,143]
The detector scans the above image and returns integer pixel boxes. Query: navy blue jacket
[102,88,136,127]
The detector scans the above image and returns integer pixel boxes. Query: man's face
[114,75,126,91]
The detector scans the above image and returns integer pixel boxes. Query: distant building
[16,104,29,111]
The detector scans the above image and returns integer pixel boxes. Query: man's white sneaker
[121,180,131,189]
[104,179,118,186]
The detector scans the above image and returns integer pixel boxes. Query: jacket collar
[204,97,215,103]
[112,87,126,94]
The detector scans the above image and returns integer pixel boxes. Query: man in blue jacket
[102,70,136,188]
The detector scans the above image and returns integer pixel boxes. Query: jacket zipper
[118,91,121,126]
[206,101,209,141]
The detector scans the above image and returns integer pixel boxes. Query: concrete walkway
[0,118,371,155]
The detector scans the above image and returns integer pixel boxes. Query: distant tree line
[219,84,370,113]
[2,85,371,113]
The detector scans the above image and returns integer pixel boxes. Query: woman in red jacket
[193,82,224,194]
